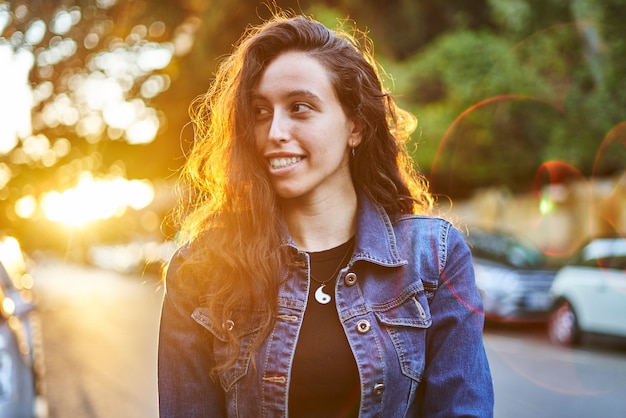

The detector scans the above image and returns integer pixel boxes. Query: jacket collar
[352,188,407,267]
[280,189,407,268]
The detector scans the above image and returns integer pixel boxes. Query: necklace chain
[309,241,353,285]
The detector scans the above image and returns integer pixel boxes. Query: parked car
[0,235,41,417]
[465,228,560,323]
[548,235,626,346]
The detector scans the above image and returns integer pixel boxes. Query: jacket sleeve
[157,250,226,418]
[418,224,494,417]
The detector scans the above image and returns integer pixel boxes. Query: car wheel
[548,300,580,346]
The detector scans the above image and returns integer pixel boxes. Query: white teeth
[269,156,302,169]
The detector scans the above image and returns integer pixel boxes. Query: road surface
[33,259,162,418]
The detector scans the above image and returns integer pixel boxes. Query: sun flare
[40,172,154,227]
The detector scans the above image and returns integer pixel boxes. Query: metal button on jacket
[356,319,371,333]
[344,272,357,286]
[374,383,385,395]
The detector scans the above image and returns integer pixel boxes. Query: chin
[276,192,305,201]
[274,187,308,201]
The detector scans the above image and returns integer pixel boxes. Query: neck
[281,187,358,252]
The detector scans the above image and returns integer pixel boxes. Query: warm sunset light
[40,172,155,227]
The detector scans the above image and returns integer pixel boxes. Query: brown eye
[254,106,271,119]
[292,103,312,113]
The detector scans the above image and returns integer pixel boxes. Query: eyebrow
[251,89,323,102]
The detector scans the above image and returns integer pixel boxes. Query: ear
[347,118,363,148]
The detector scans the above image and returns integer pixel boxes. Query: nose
[268,111,289,143]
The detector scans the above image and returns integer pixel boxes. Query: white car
[548,236,626,346]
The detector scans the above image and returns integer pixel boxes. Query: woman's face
[253,51,361,204]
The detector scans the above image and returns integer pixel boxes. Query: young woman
[158,12,493,418]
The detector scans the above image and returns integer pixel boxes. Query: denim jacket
[158,192,494,417]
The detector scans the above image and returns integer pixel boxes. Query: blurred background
[0,0,625,417]
[1,0,625,259]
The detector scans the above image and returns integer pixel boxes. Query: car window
[466,230,545,268]
[577,238,626,270]
[581,238,626,260]
[585,255,626,270]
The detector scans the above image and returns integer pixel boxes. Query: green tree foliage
[382,0,626,197]
[334,0,494,59]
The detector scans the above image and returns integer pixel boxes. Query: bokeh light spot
[83,32,99,49]
[149,21,166,38]
[126,115,159,144]
[25,19,46,45]
[137,43,173,72]
[0,163,12,189]
[14,195,36,219]
[52,11,74,35]
[52,138,71,157]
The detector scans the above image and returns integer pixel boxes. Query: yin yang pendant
[314,284,331,304]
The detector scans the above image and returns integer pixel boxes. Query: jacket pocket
[191,305,263,391]
[372,282,432,382]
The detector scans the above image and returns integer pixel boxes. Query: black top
[289,238,360,418]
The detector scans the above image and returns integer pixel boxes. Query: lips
[269,156,302,169]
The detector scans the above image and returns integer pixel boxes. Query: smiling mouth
[269,156,302,169]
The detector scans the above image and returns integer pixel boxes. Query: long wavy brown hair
[170,12,433,374]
